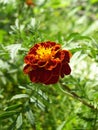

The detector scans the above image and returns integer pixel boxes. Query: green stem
[59,81,98,111]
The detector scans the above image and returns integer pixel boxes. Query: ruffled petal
[55,50,65,61]
[29,69,40,83]
[38,61,48,67]
[38,69,52,83]
[45,59,60,70]
[24,55,30,64]
[31,44,40,51]
[62,50,72,63]
[23,64,33,74]
[24,55,35,64]
[52,62,61,76]
[52,44,61,52]
[45,75,59,85]
[29,47,37,55]
[46,41,56,47]
[61,63,71,78]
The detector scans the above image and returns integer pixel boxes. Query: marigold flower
[25,0,35,6]
[23,41,72,85]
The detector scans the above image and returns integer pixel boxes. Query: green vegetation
[0,0,98,129]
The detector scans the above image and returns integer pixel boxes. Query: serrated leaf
[6,44,21,60]
[30,97,36,103]
[30,97,45,111]
[37,100,45,111]
[16,113,22,129]
[25,109,35,125]
[11,94,29,101]
[37,90,48,100]
[0,59,9,69]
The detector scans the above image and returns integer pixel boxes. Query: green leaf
[30,97,45,111]
[0,111,19,119]
[66,33,91,41]
[84,21,98,35]
[16,113,22,129]
[0,59,9,69]
[25,109,35,125]
[6,44,21,61]
[4,103,22,111]
[57,121,66,130]
[7,121,16,130]
[18,85,28,90]
[0,30,7,42]
[37,89,48,101]
[11,94,29,101]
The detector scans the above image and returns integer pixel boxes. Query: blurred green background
[0,0,98,129]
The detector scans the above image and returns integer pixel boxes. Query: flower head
[23,41,72,85]
[25,0,35,6]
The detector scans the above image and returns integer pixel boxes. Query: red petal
[29,47,37,55]
[24,55,38,65]
[52,44,61,52]
[38,69,52,83]
[29,69,40,83]
[62,50,72,63]
[24,55,30,64]
[45,75,59,85]
[33,44,40,49]
[52,62,61,76]
[55,51,65,61]
[46,41,56,47]
[29,68,52,83]
[41,42,50,48]
[61,63,71,78]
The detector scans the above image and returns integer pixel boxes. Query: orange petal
[23,64,33,74]
[45,59,60,70]
[26,0,35,6]
[52,44,61,52]
[38,61,48,67]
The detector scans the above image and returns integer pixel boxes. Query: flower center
[36,46,52,61]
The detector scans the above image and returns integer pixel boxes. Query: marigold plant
[23,41,72,85]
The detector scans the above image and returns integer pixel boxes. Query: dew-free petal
[23,41,72,85]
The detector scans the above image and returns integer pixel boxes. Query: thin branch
[59,81,98,111]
